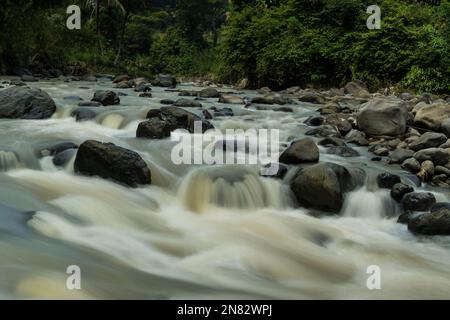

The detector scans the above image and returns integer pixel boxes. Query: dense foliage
[0,0,448,93]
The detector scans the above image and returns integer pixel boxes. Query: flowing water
[0,79,449,299]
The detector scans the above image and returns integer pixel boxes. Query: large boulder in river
[137,106,213,139]
[0,86,56,119]
[356,97,409,137]
[290,162,364,213]
[91,90,120,106]
[279,138,319,164]
[199,88,220,98]
[408,208,450,235]
[409,132,447,151]
[414,103,450,131]
[74,140,151,187]
[151,74,177,88]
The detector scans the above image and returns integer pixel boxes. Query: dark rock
[64,96,83,101]
[279,138,319,164]
[199,88,220,98]
[134,83,152,92]
[414,148,450,166]
[151,74,177,88]
[408,209,450,235]
[290,162,363,213]
[435,166,450,176]
[325,114,352,135]
[160,99,175,105]
[304,115,325,126]
[0,86,56,119]
[430,202,450,212]
[388,149,415,164]
[297,92,325,104]
[377,172,401,189]
[74,140,151,187]
[402,192,436,212]
[113,75,130,83]
[139,93,153,98]
[137,106,214,139]
[53,149,76,167]
[40,142,78,157]
[409,132,447,151]
[390,183,414,202]
[92,90,120,106]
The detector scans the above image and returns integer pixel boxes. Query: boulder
[218,94,244,104]
[356,97,409,137]
[279,138,319,164]
[388,149,415,164]
[115,81,132,89]
[199,88,220,98]
[53,149,76,167]
[402,192,436,212]
[414,103,450,131]
[377,172,401,189]
[414,148,450,166]
[401,158,421,173]
[297,92,325,104]
[344,80,370,98]
[113,74,130,83]
[0,86,56,119]
[74,140,151,187]
[304,115,325,126]
[409,132,447,151]
[430,202,450,212]
[151,74,177,87]
[91,90,120,106]
[408,209,450,235]
[290,162,363,213]
[390,183,414,202]
[325,114,352,135]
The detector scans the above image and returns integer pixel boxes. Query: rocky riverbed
[0,74,449,299]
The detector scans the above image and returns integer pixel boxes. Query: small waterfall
[342,187,400,219]
[178,166,284,212]
[101,114,124,129]
[0,151,21,171]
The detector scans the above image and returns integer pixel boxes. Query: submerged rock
[290,162,363,213]
[74,140,151,187]
[0,86,56,119]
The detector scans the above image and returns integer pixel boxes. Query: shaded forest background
[0,0,448,93]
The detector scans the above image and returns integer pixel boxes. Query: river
[0,79,449,299]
